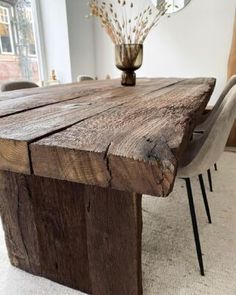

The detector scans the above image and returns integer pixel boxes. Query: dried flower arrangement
[88,0,170,45]
[88,0,170,86]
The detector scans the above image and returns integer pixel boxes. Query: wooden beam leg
[0,171,143,295]
[84,186,143,295]
[0,171,91,294]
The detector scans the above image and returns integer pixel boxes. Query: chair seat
[1,81,39,92]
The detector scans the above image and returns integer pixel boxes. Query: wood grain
[0,78,182,175]
[0,171,143,294]
[0,78,215,196]
[0,171,91,293]
[0,79,141,117]
[0,171,40,274]
[0,78,216,295]
[0,78,164,103]
[84,186,142,295]
[31,78,215,196]
[0,79,118,101]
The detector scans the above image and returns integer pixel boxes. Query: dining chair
[196,75,236,128]
[194,75,236,192]
[77,75,94,82]
[1,81,39,92]
[178,85,236,276]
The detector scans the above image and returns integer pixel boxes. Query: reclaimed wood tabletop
[0,78,215,295]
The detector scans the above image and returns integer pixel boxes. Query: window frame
[25,6,37,57]
[31,0,47,82]
[0,3,15,55]
[0,0,47,83]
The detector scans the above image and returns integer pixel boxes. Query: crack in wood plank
[16,180,31,269]
[0,78,216,196]
[0,78,181,118]
[0,79,184,175]
[104,143,113,187]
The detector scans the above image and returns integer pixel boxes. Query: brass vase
[115,44,143,86]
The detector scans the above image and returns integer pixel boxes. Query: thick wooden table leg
[0,171,91,293]
[0,171,143,295]
[84,186,143,295]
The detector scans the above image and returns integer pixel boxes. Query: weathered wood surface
[84,186,142,295]
[0,79,134,117]
[0,78,215,196]
[0,78,215,295]
[0,78,177,117]
[0,170,142,295]
[0,79,179,176]
[0,79,117,101]
[0,78,163,103]
[0,171,91,293]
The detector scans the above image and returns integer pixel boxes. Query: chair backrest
[77,75,94,82]
[196,75,236,130]
[1,81,38,92]
[179,85,236,177]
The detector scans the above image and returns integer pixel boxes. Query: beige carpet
[1,151,236,295]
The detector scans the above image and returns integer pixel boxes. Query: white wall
[94,21,117,80]
[94,0,236,104]
[66,0,95,81]
[39,0,72,83]
[39,0,95,83]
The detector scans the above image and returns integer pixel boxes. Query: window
[26,8,36,56]
[0,0,41,84]
[0,5,14,54]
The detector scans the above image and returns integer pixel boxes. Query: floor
[0,151,236,295]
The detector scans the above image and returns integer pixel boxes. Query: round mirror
[153,0,191,14]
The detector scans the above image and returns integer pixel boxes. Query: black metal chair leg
[184,178,205,276]
[207,169,213,192]
[198,174,212,224]
[214,163,218,171]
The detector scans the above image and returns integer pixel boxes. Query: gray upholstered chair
[77,75,94,82]
[195,75,236,191]
[196,75,236,129]
[178,85,236,276]
[184,77,236,226]
[1,81,39,92]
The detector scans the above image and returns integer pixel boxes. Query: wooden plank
[0,83,68,101]
[0,79,136,117]
[30,78,215,196]
[0,171,143,294]
[0,171,91,293]
[0,78,182,175]
[0,78,162,103]
[0,171,40,274]
[84,186,142,295]
[0,79,113,101]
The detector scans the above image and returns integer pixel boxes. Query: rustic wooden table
[0,78,215,295]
